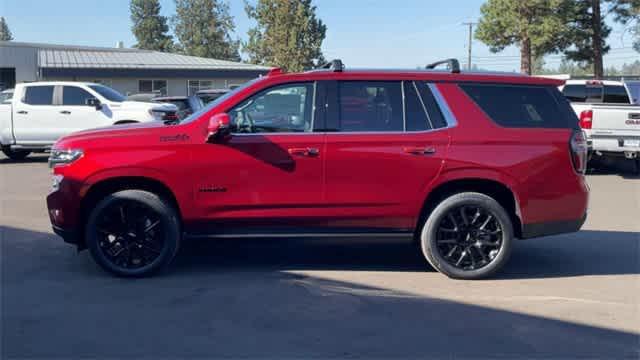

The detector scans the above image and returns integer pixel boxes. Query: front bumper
[52,225,80,245]
[521,213,587,239]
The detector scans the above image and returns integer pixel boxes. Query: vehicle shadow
[0,154,49,164]
[2,225,638,358]
[588,156,640,179]
[173,229,640,279]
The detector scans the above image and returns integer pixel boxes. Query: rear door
[323,80,450,231]
[60,85,110,133]
[12,85,59,144]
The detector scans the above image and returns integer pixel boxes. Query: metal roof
[1,41,270,71]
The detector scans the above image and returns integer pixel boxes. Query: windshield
[181,79,261,124]
[89,85,126,102]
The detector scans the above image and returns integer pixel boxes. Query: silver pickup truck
[560,80,640,171]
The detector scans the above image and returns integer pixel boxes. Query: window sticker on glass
[524,104,543,122]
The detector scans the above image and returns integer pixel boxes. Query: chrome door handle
[403,147,436,155]
[288,147,320,157]
[60,111,71,115]
[17,110,28,115]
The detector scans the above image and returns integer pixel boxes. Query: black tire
[2,147,31,161]
[420,192,513,280]
[85,190,181,277]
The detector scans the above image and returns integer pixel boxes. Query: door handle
[17,110,28,115]
[60,111,71,115]
[403,147,437,155]
[288,147,320,157]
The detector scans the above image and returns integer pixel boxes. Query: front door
[191,81,326,235]
[59,85,109,133]
[324,80,451,231]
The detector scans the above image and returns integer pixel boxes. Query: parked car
[196,88,230,104]
[47,59,588,279]
[0,82,178,160]
[0,88,13,104]
[152,95,204,120]
[560,80,640,168]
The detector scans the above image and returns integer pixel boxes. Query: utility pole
[462,22,477,70]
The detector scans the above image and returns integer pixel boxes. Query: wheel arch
[418,177,523,239]
[76,176,183,247]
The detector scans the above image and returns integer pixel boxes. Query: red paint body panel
[47,69,587,240]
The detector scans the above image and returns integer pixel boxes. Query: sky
[1,0,638,72]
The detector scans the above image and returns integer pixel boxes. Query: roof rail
[319,59,344,72]
[426,58,461,74]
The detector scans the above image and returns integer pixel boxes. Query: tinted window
[416,82,448,129]
[562,84,587,102]
[229,83,314,133]
[62,86,94,106]
[461,84,579,129]
[603,85,630,104]
[23,86,54,105]
[337,81,403,132]
[404,81,431,131]
[88,85,126,102]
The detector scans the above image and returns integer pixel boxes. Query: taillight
[579,110,593,129]
[570,130,588,174]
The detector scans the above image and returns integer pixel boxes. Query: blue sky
[2,0,638,71]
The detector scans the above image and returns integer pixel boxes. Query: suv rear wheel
[420,192,513,280]
[85,190,181,277]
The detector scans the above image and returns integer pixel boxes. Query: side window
[23,86,54,105]
[603,85,630,104]
[337,81,403,132]
[229,83,314,133]
[403,81,431,131]
[62,86,94,106]
[416,82,448,129]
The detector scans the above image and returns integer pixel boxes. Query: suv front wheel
[420,192,513,280]
[85,190,181,277]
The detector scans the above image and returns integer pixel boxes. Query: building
[0,41,271,96]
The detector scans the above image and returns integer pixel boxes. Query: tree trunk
[592,0,604,79]
[521,37,532,75]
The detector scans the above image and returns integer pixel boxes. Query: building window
[139,80,167,95]
[188,80,215,95]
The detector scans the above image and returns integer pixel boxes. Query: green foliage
[475,0,573,74]
[562,0,611,65]
[609,0,639,52]
[173,0,240,61]
[244,0,327,72]
[130,0,173,51]
[0,17,13,41]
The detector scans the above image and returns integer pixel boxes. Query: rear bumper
[589,137,640,153]
[521,213,587,239]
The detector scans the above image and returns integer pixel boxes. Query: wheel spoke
[446,245,458,258]
[455,250,467,266]
[437,238,458,244]
[460,207,469,225]
[447,213,459,230]
[144,219,160,233]
[480,215,493,230]
[470,209,481,225]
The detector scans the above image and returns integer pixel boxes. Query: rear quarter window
[460,84,579,129]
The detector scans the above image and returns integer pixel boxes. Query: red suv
[46,59,589,279]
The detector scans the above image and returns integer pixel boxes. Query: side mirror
[86,98,102,110]
[207,113,232,143]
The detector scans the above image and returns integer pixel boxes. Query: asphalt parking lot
[1,153,639,359]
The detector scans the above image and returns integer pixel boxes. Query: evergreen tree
[244,0,327,72]
[475,0,573,75]
[173,0,240,61]
[130,0,174,51]
[0,17,13,41]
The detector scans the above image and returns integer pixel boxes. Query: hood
[55,121,169,147]
[112,101,178,112]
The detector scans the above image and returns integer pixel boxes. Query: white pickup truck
[0,82,177,160]
[560,80,640,169]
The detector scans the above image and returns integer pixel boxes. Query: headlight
[49,149,84,168]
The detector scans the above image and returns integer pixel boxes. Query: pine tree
[475,0,573,75]
[173,0,240,61]
[0,17,14,41]
[130,0,174,51]
[244,0,327,72]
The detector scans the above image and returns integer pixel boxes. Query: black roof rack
[426,58,461,74]
[319,59,344,72]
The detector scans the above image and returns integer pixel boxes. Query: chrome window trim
[413,81,434,130]
[428,83,458,127]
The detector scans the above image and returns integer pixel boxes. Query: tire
[420,192,513,280]
[85,190,181,277]
[2,147,31,161]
